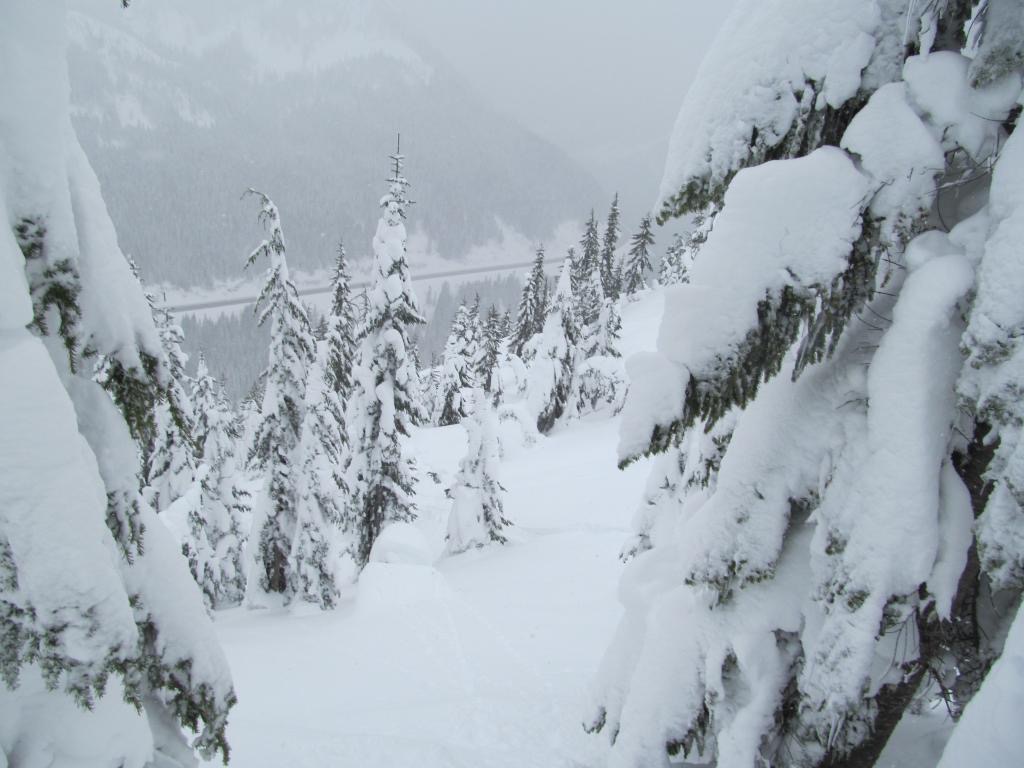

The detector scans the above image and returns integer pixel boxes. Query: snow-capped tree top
[602,193,621,255]
[380,138,412,226]
[551,256,574,313]
[330,240,352,318]
[366,162,424,335]
[245,189,288,273]
[580,210,601,266]
[656,0,906,221]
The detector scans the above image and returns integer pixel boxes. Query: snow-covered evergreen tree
[435,303,479,426]
[600,193,622,299]
[481,304,503,393]
[325,239,357,404]
[658,232,689,287]
[292,342,348,607]
[621,215,654,298]
[576,211,605,326]
[466,294,486,379]
[572,295,626,420]
[176,354,250,610]
[243,189,316,605]
[511,246,548,358]
[446,391,511,554]
[1,5,235,760]
[588,3,1024,766]
[144,304,197,512]
[499,309,513,340]
[348,142,426,567]
[528,257,578,434]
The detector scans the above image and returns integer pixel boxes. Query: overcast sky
[397,1,738,218]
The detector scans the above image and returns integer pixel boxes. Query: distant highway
[166,258,544,314]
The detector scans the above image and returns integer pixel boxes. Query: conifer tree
[659,232,689,286]
[181,354,250,609]
[244,189,316,604]
[572,294,626,419]
[593,297,622,359]
[467,294,486,381]
[144,304,198,512]
[423,352,443,421]
[292,343,348,608]
[436,303,480,426]
[579,210,601,281]
[325,239,357,403]
[446,392,511,553]
[529,257,578,434]
[512,246,548,358]
[481,304,502,392]
[589,3,1024,765]
[576,211,605,325]
[348,140,426,567]
[600,193,622,299]
[499,309,513,341]
[621,215,655,297]
[1,8,235,758]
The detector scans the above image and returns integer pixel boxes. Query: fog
[66,0,738,287]
[396,1,738,217]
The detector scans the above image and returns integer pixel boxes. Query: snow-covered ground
[202,294,663,767]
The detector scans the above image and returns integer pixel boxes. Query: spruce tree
[436,303,479,426]
[481,304,502,393]
[579,210,601,282]
[292,342,348,608]
[1,8,235,758]
[512,246,548,358]
[466,294,486,382]
[621,215,655,297]
[658,232,689,287]
[529,257,578,434]
[348,140,426,567]
[600,193,622,299]
[144,304,198,512]
[576,211,604,325]
[446,392,511,554]
[243,189,316,604]
[325,239,357,403]
[182,354,250,609]
[589,3,1024,765]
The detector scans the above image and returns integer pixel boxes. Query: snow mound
[369,521,434,566]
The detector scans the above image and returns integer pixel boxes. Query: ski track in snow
[202,293,663,767]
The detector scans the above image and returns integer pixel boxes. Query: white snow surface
[198,290,662,767]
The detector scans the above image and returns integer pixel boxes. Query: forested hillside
[66,0,604,287]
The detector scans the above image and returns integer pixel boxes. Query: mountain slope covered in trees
[66,0,605,287]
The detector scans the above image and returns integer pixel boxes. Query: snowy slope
[199,292,662,767]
